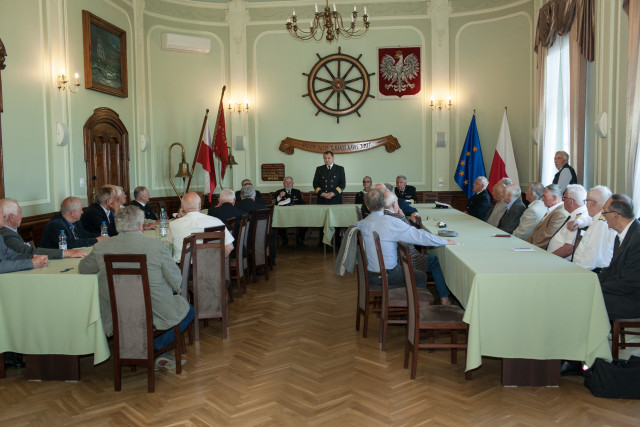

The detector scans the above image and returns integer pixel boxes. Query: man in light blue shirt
[356,188,459,289]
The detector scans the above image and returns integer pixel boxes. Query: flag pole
[185,108,210,194]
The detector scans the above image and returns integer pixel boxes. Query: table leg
[25,355,80,381]
[502,358,560,386]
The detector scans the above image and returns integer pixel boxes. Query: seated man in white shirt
[512,182,547,239]
[547,184,588,259]
[570,185,616,271]
[167,192,234,263]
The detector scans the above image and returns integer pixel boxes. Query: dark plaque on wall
[261,164,285,181]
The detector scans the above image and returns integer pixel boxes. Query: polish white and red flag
[196,118,216,201]
[488,110,519,194]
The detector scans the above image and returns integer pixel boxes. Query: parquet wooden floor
[2,243,640,426]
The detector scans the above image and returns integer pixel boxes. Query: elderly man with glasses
[355,176,372,205]
[598,194,640,320]
[525,184,569,249]
[569,186,617,271]
[547,184,588,259]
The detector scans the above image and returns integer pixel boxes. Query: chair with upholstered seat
[355,229,382,338]
[178,234,196,346]
[190,230,228,339]
[372,231,434,351]
[398,243,471,380]
[611,318,640,359]
[104,254,184,392]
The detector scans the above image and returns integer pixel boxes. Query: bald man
[167,192,234,263]
[41,197,107,249]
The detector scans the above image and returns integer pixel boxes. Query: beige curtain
[625,0,640,205]
[534,0,593,183]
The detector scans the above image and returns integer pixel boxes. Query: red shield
[378,47,421,98]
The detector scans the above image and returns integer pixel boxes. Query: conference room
[1,0,639,424]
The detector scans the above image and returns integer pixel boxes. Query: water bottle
[100,221,109,237]
[58,230,67,250]
[159,208,168,237]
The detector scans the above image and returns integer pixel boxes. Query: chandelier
[285,1,370,43]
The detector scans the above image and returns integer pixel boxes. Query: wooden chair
[178,234,196,346]
[355,229,381,338]
[372,231,434,351]
[249,209,270,282]
[104,254,184,393]
[228,214,249,298]
[355,206,363,221]
[398,243,471,380]
[0,353,5,378]
[190,231,229,339]
[611,318,640,359]
[265,206,275,270]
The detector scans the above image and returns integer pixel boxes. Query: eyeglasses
[561,196,577,203]
[363,180,371,183]
[602,210,617,215]
[584,199,596,205]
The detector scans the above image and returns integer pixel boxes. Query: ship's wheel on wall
[303,47,375,123]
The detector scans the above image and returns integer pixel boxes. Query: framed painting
[82,10,128,98]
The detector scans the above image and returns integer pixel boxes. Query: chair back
[179,234,196,300]
[355,229,370,311]
[373,231,397,324]
[398,242,418,347]
[241,213,251,272]
[191,231,226,319]
[355,206,363,221]
[234,214,249,275]
[204,225,230,281]
[104,254,153,361]
[252,209,270,266]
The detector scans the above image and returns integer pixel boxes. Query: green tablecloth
[272,205,358,245]
[0,254,110,365]
[414,204,612,371]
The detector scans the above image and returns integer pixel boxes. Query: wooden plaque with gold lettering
[279,135,400,155]
[261,163,285,181]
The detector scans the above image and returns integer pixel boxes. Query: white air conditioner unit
[162,33,211,54]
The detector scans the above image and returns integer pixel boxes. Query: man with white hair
[485,182,508,226]
[525,184,569,249]
[571,186,617,271]
[466,176,491,220]
[0,198,87,259]
[383,191,454,304]
[497,184,526,234]
[547,184,588,259]
[512,182,547,239]
[79,206,194,368]
[81,186,118,237]
[131,186,157,221]
[272,177,307,246]
[168,192,234,263]
[552,151,578,192]
[0,205,48,273]
[208,189,245,223]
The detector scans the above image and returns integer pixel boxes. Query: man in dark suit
[313,151,345,205]
[130,186,157,221]
[81,186,118,237]
[208,188,246,258]
[0,198,87,259]
[235,179,261,202]
[41,197,106,249]
[355,176,372,205]
[272,176,307,246]
[466,176,492,220]
[497,184,526,234]
[598,194,640,320]
[394,175,417,203]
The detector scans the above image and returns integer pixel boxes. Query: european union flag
[454,114,486,198]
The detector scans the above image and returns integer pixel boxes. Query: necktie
[614,235,621,254]
[327,165,331,170]
[70,223,78,239]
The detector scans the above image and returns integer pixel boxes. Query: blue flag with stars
[454,114,486,198]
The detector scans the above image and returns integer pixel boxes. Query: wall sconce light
[57,70,81,93]
[228,101,249,114]
[430,98,453,111]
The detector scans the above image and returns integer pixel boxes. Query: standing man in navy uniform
[313,151,345,205]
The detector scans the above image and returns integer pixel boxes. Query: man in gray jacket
[0,205,48,274]
[79,206,193,366]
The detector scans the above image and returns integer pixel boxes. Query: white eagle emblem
[380,52,419,93]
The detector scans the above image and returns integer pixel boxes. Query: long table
[271,204,359,245]
[0,255,110,379]
[414,204,612,378]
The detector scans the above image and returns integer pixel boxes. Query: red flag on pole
[196,118,216,201]
[488,109,520,196]
[213,107,229,179]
